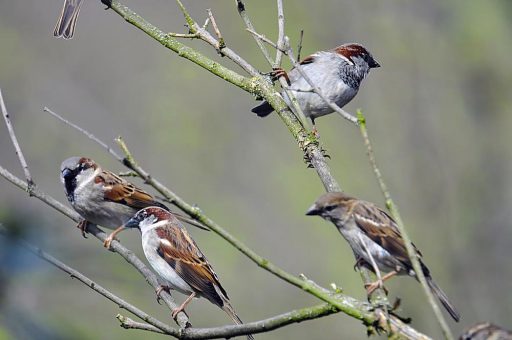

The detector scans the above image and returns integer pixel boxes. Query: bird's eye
[325,205,336,211]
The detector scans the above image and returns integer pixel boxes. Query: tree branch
[0,88,34,192]
[274,0,285,68]
[118,303,338,339]
[0,227,178,336]
[107,1,335,193]
[235,0,273,65]
[357,111,454,339]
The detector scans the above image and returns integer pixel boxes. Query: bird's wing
[352,201,422,268]
[95,170,165,210]
[155,222,227,307]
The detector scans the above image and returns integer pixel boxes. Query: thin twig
[0,164,191,328]
[243,25,310,129]
[0,89,34,193]
[0,227,177,336]
[43,107,122,160]
[118,171,138,177]
[236,0,273,65]
[274,0,285,68]
[119,303,338,339]
[246,29,280,50]
[357,110,454,340]
[173,1,258,76]
[357,233,390,323]
[117,315,165,334]
[238,0,310,132]
[166,32,198,38]
[206,9,225,51]
[297,29,304,61]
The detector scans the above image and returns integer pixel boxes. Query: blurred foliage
[0,0,511,339]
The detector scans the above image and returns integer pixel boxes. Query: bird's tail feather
[222,301,255,340]
[251,101,274,117]
[54,0,84,39]
[426,276,460,322]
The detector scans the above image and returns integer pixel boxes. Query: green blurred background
[0,0,511,339]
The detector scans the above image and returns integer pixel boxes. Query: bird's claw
[365,280,389,296]
[155,285,171,305]
[77,220,89,238]
[353,258,370,271]
[321,147,331,159]
[103,236,116,250]
[271,67,291,85]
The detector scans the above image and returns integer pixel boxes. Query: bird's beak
[123,217,139,229]
[61,168,72,179]
[370,59,380,68]
[305,204,321,216]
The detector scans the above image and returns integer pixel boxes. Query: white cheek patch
[337,54,354,66]
[76,168,102,192]
[140,218,168,231]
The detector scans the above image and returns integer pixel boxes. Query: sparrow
[53,0,112,39]
[251,43,380,129]
[60,156,207,238]
[306,192,460,322]
[460,322,512,340]
[107,207,254,339]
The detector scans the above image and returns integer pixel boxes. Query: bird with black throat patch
[251,43,379,131]
[60,156,207,239]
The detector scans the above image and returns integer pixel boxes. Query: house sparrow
[60,156,207,239]
[460,322,512,340]
[108,207,254,339]
[306,192,460,322]
[251,43,380,128]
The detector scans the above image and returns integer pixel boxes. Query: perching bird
[306,192,460,322]
[252,43,379,129]
[105,207,254,339]
[60,156,207,237]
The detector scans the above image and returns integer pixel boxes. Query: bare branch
[43,107,122,160]
[0,227,178,336]
[246,29,280,50]
[236,0,274,65]
[357,110,454,339]
[166,32,198,38]
[118,303,339,339]
[0,88,34,192]
[274,0,285,67]
[206,9,225,51]
[297,29,304,61]
[117,315,165,334]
